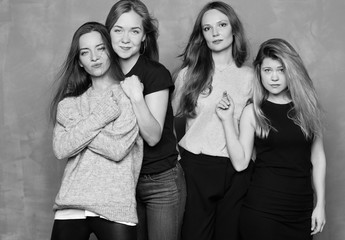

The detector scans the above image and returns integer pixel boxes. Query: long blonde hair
[253,38,322,139]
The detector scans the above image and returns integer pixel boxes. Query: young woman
[216,38,326,240]
[50,22,143,240]
[105,1,186,240]
[172,1,254,240]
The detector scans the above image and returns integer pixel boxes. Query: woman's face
[260,57,288,100]
[110,10,146,62]
[78,31,111,78]
[201,9,233,53]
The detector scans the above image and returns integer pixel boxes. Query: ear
[79,60,83,68]
[142,33,146,42]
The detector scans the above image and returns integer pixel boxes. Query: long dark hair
[50,21,124,123]
[252,38,322,139]
[177,1,248,118]
[105,0,159,61]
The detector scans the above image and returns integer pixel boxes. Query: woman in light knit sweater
[49,22,143,240]
[172,2,253,240]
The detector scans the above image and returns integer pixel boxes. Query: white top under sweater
[172,65,253,157]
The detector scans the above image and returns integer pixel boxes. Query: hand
[215,91,235,121]
[120,75,144,102]
[311,205,326,235]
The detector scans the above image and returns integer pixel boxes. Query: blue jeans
[136,162,186,240]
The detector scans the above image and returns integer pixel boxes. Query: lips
[92,63,102,68]
[120,46,131,51]
[212,39,223,44]
[270,84,280,88]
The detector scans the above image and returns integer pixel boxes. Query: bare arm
[216,93,255,171]
[121,75,168,146]
[310,135,326,235]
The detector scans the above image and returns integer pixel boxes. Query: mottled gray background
[0,0,344,239]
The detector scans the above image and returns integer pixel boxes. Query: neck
[212,47,234,67]
[267,92,291,104]
[91,74,119,92]
[120,54,140,75]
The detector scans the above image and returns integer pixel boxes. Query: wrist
[130,93,145,104]
[315,199,326,208]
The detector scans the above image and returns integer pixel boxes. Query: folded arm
[53,97,120,159]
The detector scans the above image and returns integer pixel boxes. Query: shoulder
[177,67,188,78]
[57,90,88,114]
[138,56,173,94]
[57,96,78,111]
[140,56,171,77]
[174,67,188,84]
[56,96,81,122]
[238,65,255,81]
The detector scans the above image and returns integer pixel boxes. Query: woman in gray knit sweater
[49,22,143,240]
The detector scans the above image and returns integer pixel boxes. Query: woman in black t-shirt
[105,1,186,240]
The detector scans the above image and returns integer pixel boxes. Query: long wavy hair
[176,1,248,118]
[253,38,322,139]
[105,0,159,62]
[50,22,124,123]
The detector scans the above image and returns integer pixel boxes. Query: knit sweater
[52,84,143,224]
[172,65,253,157]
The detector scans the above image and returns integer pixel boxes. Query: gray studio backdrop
[0,0,344,239]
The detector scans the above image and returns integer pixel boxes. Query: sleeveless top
[243,100,314,221]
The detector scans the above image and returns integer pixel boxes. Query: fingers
[217,101,229,110]
[125,75,141,83]
[217,98,231,110]
[311,218,326,235]
[311,216,316,233]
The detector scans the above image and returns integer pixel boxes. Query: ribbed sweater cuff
[92,99,121,126]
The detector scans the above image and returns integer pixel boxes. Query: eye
[80,50,89,56]
[219,22,228,28]
[97,46,106,51]
[278,68,285,73]
[203,26,210,32]
[132,30,140,35]
[113,28,122,33]
[263,68,271,73]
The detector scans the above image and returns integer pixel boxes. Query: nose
[121,31,130,43]
[90,51,100,62]
[212,27,220,37]
[271,71,279,81]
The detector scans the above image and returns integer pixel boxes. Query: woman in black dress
[215,38,326,239]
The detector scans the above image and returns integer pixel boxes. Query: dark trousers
[50,217,136,240]
[180,150,253,240]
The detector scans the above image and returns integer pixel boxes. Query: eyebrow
[202,19,229,27]
[79,43,105,51]
[261,65,284,69]
[113,25,142,30]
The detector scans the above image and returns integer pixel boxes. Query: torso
[175,65,253,157]
[244,100,314,219]
[126,55,179,174]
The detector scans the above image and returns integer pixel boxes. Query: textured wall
[0,0,344,239]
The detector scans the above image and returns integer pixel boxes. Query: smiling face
[110,10,146,65]
[260,57,289,101]
[201,9,233,53]
[78,31,111,78]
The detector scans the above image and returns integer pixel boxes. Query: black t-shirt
[126,55,178,174]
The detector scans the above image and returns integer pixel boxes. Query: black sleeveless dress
[239,101,314,240]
